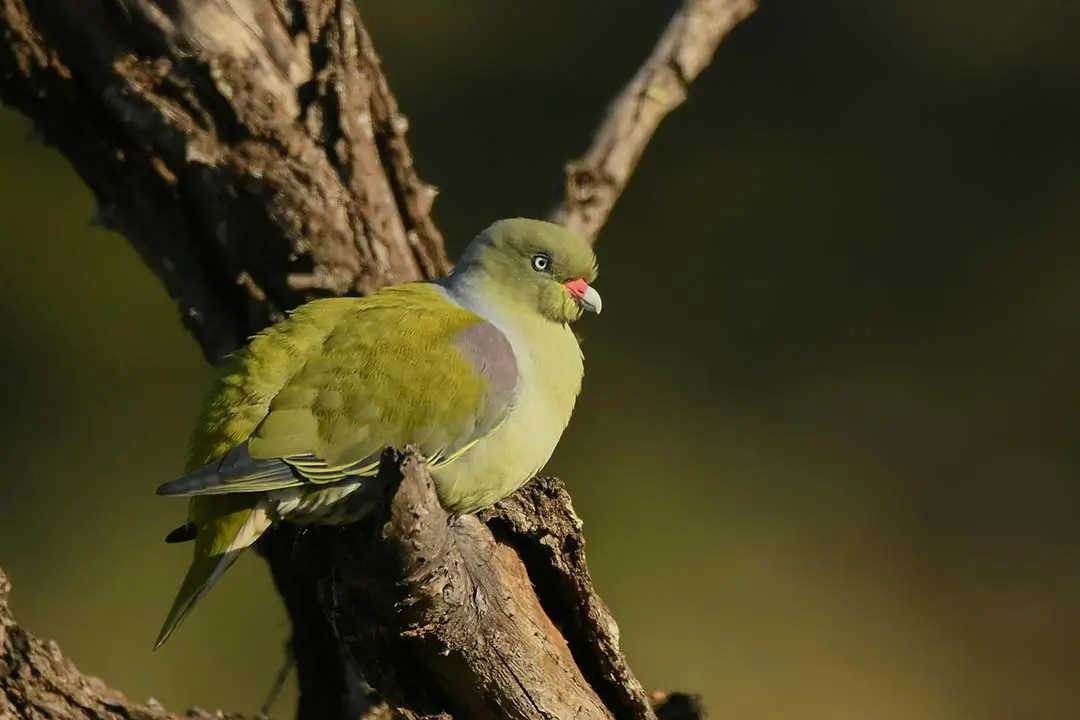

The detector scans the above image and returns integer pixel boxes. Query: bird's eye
[531,253,551,273]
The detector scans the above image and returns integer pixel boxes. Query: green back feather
[184,283,511,492]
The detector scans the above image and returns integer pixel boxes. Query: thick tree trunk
[0,0,754,717]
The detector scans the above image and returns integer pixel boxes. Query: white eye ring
[531,253,551,272]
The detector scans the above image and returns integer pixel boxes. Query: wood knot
[565,162,602,204]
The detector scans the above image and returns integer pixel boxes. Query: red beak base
[562,277,602,314]
[563,278,589,299]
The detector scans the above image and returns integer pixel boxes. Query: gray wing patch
[454,321,519,438]
[156,443,298,496]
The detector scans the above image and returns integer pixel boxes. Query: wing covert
[169,284,520,496]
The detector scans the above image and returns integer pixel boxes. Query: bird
[153,217,602,648]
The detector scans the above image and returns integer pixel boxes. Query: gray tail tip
[157,475,204,496]
[156,480,182,496]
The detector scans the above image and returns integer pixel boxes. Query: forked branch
[0,0,755,717]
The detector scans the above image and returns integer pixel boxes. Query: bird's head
[452,218,601,324]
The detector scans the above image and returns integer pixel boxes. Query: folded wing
[157,285,519,498]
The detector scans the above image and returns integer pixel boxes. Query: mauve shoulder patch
[454,321,519,404]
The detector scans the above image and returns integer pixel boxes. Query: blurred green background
[2,1,1080,718]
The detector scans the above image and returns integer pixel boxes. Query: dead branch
[0,566,240,720]
[0,0,447,363]
[1,555,698,719]
[0,0,753,717]
[284,450,619,718]
[551,0,757,243]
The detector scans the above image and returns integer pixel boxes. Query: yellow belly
[270,309,584,519]
[431,319,583,514]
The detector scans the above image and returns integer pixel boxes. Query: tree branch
[0,0,448,363]
[0,557,697,720]
[295,449,618,718]
[0,0,754,717]
[0,566,239,720]
[550,0,757,243]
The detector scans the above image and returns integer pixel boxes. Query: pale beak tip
[581,285,603,315]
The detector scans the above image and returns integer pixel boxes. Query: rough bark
[0,0,755,717]
[0,0,448,363]
[0,566,243,720]
[0,458,703,720]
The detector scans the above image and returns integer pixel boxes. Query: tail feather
[154,501,273,649]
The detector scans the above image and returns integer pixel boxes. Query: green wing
[158,283,519,497]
